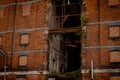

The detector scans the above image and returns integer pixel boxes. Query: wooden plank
[49,27,81,33]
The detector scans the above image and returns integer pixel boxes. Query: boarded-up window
[110,51,120,62]
[108,0,120,6]
[0,8,4,18]
[16,78,26,80]
[19,56,28,66]
[110,76,120,80]
[20,34,29,46]
[109,27,120,38]
[22,4,31,16]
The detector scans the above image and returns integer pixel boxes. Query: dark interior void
[63,16,80,28]
[62,0,81,72]
[52,0,82,72]
[110,62,120,68]
[55,0,81,5]
[56,3,81,16]
[53,0,81,27]
[67,44,81,72]
[64,32,81,72]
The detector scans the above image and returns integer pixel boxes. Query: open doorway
[64,32,81,72]
[49,0,82,73]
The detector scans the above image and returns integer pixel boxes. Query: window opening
[109,26,120,39]
[22,4,31,16]
[20,34,29,46]
[19,56,28,67]
[108,0,120,6]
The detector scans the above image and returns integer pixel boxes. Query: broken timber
[49,27,81,33]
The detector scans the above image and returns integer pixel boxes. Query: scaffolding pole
[91,60,94,80]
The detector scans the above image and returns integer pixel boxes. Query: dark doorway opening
[50,0,82,73]
[62,0,81,72]
[66,33,81,72]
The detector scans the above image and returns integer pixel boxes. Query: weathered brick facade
[81,0,120,80]
[0,0,50,80]
[0,0,120,80]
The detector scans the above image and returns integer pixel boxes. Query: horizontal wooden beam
[61,40,81,44]
[49,27,81,33]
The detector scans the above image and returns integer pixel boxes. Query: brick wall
[81,0,120,80]
[0,0,50,80]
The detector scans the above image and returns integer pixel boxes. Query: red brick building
[48,0,81,74]
[0,0,50,80]
[81,0,120,80]
[0,0,82,79]
[0,0,120,80]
